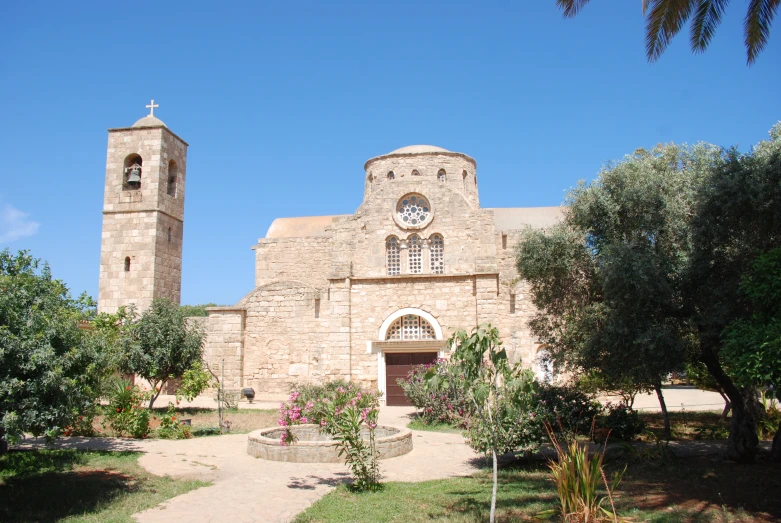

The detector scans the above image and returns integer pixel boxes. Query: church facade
[98,110,561,404]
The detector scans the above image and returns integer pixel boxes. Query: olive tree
[685,126,781,461]
[120,298,205,409]
[0,250,108,452]
[517,142,714,438]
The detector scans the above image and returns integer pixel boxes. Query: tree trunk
[148,383,162,410]
[490,449,498,523]
[772,426,781,463]
[718,391,732,421]
[0,427,7,455]
[654,382,672,440]
[700,342,758,462]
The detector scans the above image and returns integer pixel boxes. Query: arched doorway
[368,308,445,406]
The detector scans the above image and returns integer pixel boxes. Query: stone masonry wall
[98,125,187,314]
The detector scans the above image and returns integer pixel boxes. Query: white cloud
[0,203,40,244]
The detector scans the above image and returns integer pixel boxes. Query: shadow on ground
[0,450,140,522]
[287,472,351,490]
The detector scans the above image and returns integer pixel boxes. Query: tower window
[437,170,446,182]
[462,170,468,191]
[411,170,420,177]
[387,171,395,180]
[124,257,131,272]
[367,173,374,192]
[430,234,444,274]
[167,160,178,197]
[123,154,143,190]
[168,227,172,242]
[408,235,422,274]
[386,236,400,275]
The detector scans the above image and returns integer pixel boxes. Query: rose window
[397,194,431,226]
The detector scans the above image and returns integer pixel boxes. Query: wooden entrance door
[385,352,439,406]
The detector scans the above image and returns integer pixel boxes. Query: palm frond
[556,0,592,18]
[745,0,780,64]
[645,0,697,61]
[690,0,730,51]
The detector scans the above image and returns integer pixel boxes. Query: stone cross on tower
[146,99,159,117]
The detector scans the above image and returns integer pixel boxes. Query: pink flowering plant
[278,381,382,490]
[398,359,472,427]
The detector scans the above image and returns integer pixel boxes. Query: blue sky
[1,1,779,306]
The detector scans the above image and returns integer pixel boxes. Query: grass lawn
[407,418,463,434]
[0,449,209,522]
[295,456,781,523]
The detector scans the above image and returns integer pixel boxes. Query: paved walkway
[13,387,734,523]
[17,407,481,523]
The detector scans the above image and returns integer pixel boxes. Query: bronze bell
[126,164,142,185]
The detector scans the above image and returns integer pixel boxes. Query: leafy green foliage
[517,143,712,437]
[101,379,150,438]
[597,403,645,442]
[179,303,219,317]
[441,324,539,523]
[722,248,781,396]
[0,250,110,447]
[576,370,651,409]
[120,298,205,409]
[177,360,215,403]
[535,384,600,438]
[155,403,192,440]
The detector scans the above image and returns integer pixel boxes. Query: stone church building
[98,108,561,404]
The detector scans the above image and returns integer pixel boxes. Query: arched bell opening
[167,160,178,197]
[123,154,143,190]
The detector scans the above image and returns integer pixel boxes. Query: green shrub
[154,403,192,440]
[535,384,601,438]
[102,379,150,438]
[398,360,471,427]
[596,402,645,442]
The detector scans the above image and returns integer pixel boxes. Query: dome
[388,145,450,154]
[132,115,167,128]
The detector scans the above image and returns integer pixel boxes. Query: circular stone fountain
[247,424,413,463]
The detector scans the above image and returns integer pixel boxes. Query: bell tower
[97,101,189,314]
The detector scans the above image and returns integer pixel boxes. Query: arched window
[387,171,395,180]
[167,160,178,197]
[430,234,444,274]
[437,170,446,182]
[462,170,468,192]
[411,169,420,177]
[123,154,143,190]
[408,235,422,274]
[386,314,436,340]
[124,257,131,272]
[367,173,374,193]
[386,236,400,275]
[167,227,172,242]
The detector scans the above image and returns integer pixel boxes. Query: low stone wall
[247,424,412,463]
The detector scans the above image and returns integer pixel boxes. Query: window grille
[408,235,422,274]
[385,315,436,340]
[430,234,444,274]
[386,236,400,275]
